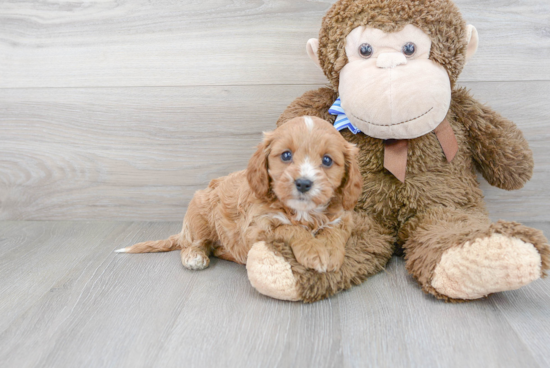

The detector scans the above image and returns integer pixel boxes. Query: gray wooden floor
[1,221,549,368]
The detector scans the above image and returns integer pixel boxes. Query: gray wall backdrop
[1,0,549,221]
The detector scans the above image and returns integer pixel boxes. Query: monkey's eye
[358,43,373,59]
[281,151,293,162]
[322,155,333,167]
[402,42,416,57]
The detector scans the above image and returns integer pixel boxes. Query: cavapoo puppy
[116,116,362,273]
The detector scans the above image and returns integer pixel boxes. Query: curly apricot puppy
[117,116,362,275]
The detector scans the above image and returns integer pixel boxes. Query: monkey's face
[338,24,451,140]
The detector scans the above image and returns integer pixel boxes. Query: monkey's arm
[276,87,338,127]
[453,88,534,190]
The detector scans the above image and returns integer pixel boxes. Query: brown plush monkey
[245,0,550,302]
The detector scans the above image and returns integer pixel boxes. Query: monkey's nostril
[295,178,313,193]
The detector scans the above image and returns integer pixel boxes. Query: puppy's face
[247,116,362,212]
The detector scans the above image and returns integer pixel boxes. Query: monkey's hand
[454,88,533,190]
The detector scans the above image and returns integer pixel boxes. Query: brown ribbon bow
[383,119,458,182]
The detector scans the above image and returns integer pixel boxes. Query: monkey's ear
[306,38,322,70]
[465,25,479,63]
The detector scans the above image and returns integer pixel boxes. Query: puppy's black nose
[295,178,313,193]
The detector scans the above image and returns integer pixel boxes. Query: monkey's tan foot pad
[246,241,301,301]
[181,248,210,270]
[432,234,542,300]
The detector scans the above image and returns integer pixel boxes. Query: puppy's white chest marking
[270,212,292,225]
[313,216,342,235]
[294,209,312,223]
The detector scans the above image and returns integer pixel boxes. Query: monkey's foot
[246,241,301,301]
[181,248,210,270]
[431,234,542,299]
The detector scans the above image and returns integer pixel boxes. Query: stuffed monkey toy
[245,0,550,302]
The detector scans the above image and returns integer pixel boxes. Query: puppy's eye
[322,155,333,167]
[281,151,293,162]
[402,42,416,57]
[358,43,373,59]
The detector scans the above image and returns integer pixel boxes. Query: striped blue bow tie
[328,97,361,134]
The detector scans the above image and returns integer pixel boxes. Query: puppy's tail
[115,233,182,254]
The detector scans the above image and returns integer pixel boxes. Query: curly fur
[264,0,549,302]
[318,0,468,89]
[120,117,364,275]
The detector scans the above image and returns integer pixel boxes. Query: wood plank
[1,82,549,221]
[0,84,308,221]
[0,221,183,367]
[1,221,549,367]
[0,221,344,368]
[457,0,550,83]
[492,222,550,368]
[337,256,541,368]
[0,221,128,334]
[150,273,343,368]
[0,221,48,258]
[0,0,549,88]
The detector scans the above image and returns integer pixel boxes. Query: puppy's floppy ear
[340,143,363,211]
[247,132,273,200]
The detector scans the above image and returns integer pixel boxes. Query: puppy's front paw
[181,248,210,270]
[294,239,331,273]
[326,248,345,273]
